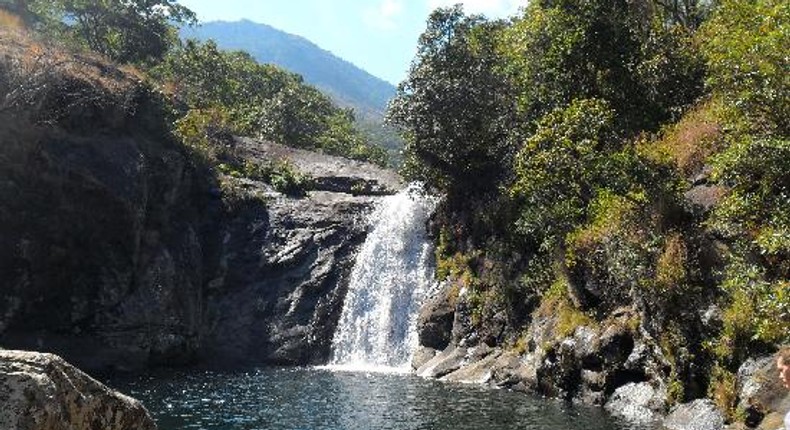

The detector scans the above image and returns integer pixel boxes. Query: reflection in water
[109,367,656,430]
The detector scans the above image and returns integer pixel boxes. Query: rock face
[202,138,401,366]
[0,33,219,372]
[605,382,667,424]
[413,292,666,409]
[0,350,157,430]
[0,29,402,371]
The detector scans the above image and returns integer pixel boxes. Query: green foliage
[499,0,704,132]
[700,0,789,134]
[388,6,517,194]
[708,365,741,421]
[712,258,790,364]
[709,136,790,257]
[174,107,235,163]
[640,98,724,176]
[28,0,196,64]
[153,39,386,165]
[249,160,312,197]
[509,99,619,247]
[565,190,662,308]
[536,277,596,339]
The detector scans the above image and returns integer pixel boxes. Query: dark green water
[110,367,656,430]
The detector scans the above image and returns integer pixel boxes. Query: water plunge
[328,184,438,372]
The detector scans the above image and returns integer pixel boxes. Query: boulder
[663,399,725,430]
[416,283,456,351]
[735,355,790,428]
[416,346,468,379]
[0,350,156,430]
[605,382,667,424]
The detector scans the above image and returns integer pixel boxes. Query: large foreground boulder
[0,350,156,430]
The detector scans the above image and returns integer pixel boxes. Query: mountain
[181,20,396,122]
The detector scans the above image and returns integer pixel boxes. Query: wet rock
[412,346,438,370]
[605,382,667,424]
[417,283,455,351]
[417,346,467,379]
[490,351,539,393]
[441,348,501,384]
[0,350,157,430]
[663,399,725,430]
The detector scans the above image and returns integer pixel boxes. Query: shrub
[174,107,235,163]
[708,365,740,422]
[510,99,618,248]
[699,0,789,134]
[536,278,597,339]
[643,98,725,176]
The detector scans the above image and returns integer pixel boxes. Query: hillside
[181,20,396,122]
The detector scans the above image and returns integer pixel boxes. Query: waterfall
[327,183,438,372]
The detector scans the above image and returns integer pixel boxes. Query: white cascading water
[327,183,438,373]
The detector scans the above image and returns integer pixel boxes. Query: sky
[177,0,527,85]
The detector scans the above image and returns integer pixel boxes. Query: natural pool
[110,367,657,430]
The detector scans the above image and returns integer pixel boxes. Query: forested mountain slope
[181,20,395,122]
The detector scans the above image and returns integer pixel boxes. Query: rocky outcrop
[605,382,667,424]
[0,31,219,371]
[0,350,157,430]
[0,29,402,371]
[202,138,401,366]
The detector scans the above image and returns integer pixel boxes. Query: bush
[699,0,789,134]
[153,40,386,165]
[509,99,619,247]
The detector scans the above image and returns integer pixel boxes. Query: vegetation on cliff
[390,0,788,421]
[0,0,387,168]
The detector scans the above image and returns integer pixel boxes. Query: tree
[153,39,387,165]
[509,99,621,247]
[499,0,704,133]
[29,0,196,64]
[700,0,789,134]
[387,6,518,195]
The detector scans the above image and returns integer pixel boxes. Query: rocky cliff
[0,28,401,372]
[202,138,401,366]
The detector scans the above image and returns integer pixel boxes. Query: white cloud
[426,0,527,18]
[363,0,405,30]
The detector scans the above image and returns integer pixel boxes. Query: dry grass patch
[641,99,725,177]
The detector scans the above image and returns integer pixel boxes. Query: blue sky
[177,0,527,85]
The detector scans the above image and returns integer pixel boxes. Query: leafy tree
[154,40,386,165]
[24,0,196,64]
[509,99,621,247]
[499,0,704,132]
[388,6,518,194]
[699,0,789,134]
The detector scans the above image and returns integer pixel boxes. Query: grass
[640,98,725,177]
[535,277,597,339]
[0,10,25,32]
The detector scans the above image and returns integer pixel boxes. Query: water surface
[112,367,655,430]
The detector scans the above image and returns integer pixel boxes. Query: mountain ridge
[181,19,397,122]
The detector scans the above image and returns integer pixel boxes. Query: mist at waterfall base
[108,186,657,429]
